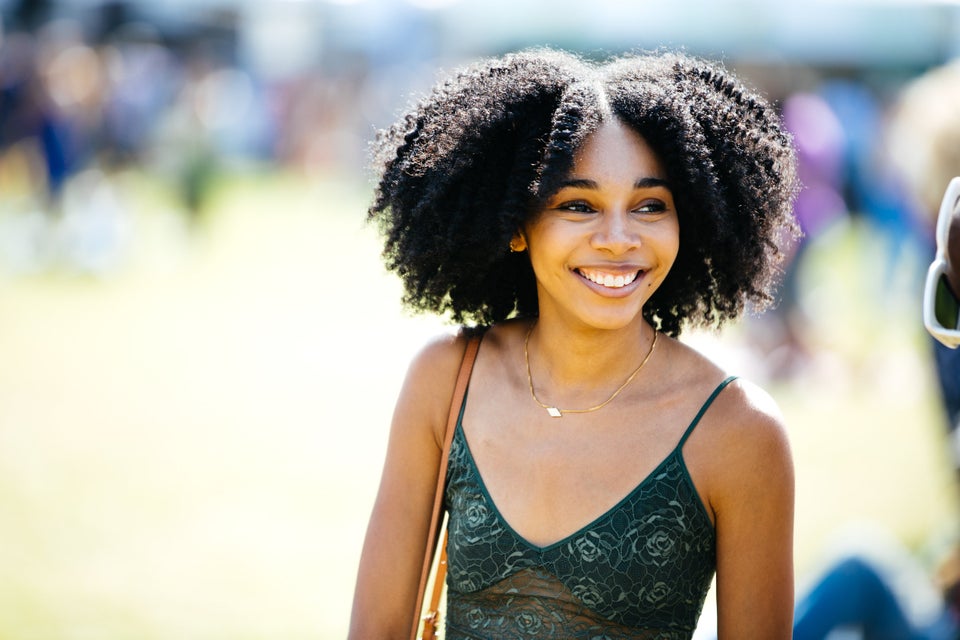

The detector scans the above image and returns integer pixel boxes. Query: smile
[576,268,641,288]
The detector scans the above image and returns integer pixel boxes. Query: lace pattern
[443,390,724,639]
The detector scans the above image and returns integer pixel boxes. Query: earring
[509,237,526,253]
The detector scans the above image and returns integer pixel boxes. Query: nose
[590,211,639,254]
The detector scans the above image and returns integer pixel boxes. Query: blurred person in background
[0,0,277,271]
[747,89,849,380]
[788,58,960,640]
[789,181,960,638]
[0,0,172,269]
[792,548,960,640]
[350,49,799,639]
[0,15,73,215]
[886,59,960,444]
[927,179,960,349]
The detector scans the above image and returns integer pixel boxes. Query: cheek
[655,220,681,266]
[667,234,681,265]
[527,248,564,284]
[524,223,568,268]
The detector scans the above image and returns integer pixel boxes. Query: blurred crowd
[0,0,949,281]
[0,0,444,272]
[3,0,958,480]
[1,1,242,270]
[2,0,957,494]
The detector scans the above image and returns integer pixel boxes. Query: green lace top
[443,377,736,639]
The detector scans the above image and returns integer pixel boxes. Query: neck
[525,317,656,396]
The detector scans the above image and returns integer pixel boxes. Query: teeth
[580,269,638,288]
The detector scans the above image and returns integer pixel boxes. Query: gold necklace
[523,324,658,418]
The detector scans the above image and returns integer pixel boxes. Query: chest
[458,399,693,547]
[443,421,717,629]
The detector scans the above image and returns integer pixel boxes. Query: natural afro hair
[368,49,800,336]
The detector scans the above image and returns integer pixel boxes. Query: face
[516,118,679,332]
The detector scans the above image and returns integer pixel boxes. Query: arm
[712,381,796,639]
[349,334,467,639]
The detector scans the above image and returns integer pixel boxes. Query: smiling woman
[515,120,679,334]
[350,49,800,639]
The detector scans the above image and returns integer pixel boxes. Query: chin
[575,309,648,333]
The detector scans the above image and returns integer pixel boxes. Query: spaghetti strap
[452,330,486,427]
[455,383,469,426]
[677,375,738,447]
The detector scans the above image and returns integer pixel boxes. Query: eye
[634,200,668,214]
[555,200,596,214]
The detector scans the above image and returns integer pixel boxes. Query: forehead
[569,119,667,182]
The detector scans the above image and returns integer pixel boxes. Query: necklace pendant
[546,407,563,418]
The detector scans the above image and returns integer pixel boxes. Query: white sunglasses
[923,176,960,348]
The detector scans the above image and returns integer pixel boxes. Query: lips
[576,268,642,289]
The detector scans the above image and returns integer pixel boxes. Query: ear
[509,233,527,253]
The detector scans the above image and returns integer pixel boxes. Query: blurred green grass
[0,170,955,638]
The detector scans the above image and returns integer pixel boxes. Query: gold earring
[509,237,526,253]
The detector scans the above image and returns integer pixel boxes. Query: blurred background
[2,0,960,637]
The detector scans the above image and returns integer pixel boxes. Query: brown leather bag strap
[410,332,482,640]
[421,529,449,640]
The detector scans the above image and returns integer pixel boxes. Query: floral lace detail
[443,378,735,639]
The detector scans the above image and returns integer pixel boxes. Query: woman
[350,49,799,639]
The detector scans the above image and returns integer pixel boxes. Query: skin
[349,119,795,639]
[947,193,960,299]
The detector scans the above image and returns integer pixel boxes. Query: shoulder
[664,337,788,448]
[660,336,793,510]
[395,328,485,447]
[703,378,796,633]
[700,376,792,471]
[405,329,475,383]
[708,374,785,424]
[655,337,792,467]
[697,377,794,516]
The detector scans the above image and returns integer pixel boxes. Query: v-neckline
[454,419,687,553]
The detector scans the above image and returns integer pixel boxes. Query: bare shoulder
[710,377,790,459]
[405,330,473,384]
[696,377,794,515]
[395,329,478,447]
[655,336,791,467]
[662,333,793,515]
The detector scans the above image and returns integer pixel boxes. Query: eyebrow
[558,177,672,191]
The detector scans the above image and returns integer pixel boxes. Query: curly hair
[368,49,800,336]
